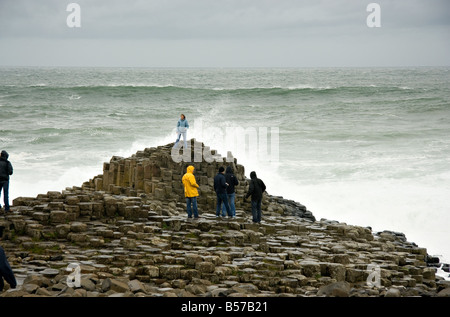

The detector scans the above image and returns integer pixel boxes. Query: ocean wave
[210,84,332,91]
[81,127,114,137]
[3,83,422,99]
[29,134,63,145]
[0,136,13,143]
[106,83,176,88]
[107,112,127,117]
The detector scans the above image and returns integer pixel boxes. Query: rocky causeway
[1,140,449,298]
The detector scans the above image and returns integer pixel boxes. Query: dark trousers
[251,199,262,223]
[221,193,236,217]
[216,193,232,217]
[0,246,17,291]
[0,181,9,211]
[186,197,199,218]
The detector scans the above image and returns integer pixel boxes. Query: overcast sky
[0,0,449,67]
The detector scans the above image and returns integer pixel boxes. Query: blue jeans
[251,199,262,223]
[221,193,236,217]
[186,197,199,218]
[0,181,10,211]
[175,132,187,148]
[216,193,232,217]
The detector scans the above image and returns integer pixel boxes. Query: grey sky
[0,0,449,67]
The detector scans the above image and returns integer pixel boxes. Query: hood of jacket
[0,151,8,160]
[183,165,199,198]
[225,166,233,174]
[187,165,195,174]
[250,171,257,179]
[178,118,188,126]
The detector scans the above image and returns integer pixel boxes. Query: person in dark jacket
[213,167,232,218]
[0,246,17,292]
[245,171,266,223]
[220,166,239,218]
[0,150,13,213]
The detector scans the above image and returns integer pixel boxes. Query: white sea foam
[279,177,450,263]
[11,166,101,199]
[435,260,450,281]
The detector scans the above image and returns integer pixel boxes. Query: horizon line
[1,65,449,69]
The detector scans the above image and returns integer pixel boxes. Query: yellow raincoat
[182,165,199,198]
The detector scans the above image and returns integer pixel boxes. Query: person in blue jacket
[174,114,189,149]
[0,246,16,292]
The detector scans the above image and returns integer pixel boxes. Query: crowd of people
[174,113,267,224]
[182,164,266,224]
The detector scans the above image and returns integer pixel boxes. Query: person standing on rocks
[0,150,13,214]
[245,171,266,223]
[0,246,16,292]
[220,166,239,218]
[214,167,233,218]
[174,114,189,149]
[182,165,200,219]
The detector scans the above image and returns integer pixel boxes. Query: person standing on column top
[174,114,189,149]
[0,150,13,214]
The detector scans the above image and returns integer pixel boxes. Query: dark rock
[317,282,351,297]
[101,278,130,293]
[437,288,450,297]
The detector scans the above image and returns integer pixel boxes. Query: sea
[1,67,449,275]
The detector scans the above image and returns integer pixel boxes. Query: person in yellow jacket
[182,165,200,219]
